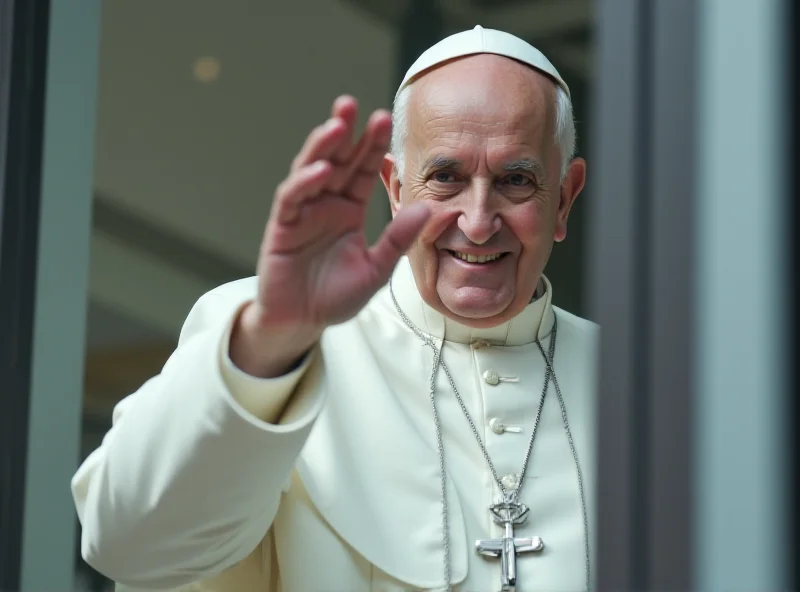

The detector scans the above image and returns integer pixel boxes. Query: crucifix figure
[475,495,544,592]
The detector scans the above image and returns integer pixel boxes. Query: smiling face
[382,54,586,328]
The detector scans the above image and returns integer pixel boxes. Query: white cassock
[72,257,599,592]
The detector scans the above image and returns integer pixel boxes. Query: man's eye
[432,171,458,183]
[501,174,533,187]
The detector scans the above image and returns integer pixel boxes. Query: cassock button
[483,370,500,386]
[489,418,506,434]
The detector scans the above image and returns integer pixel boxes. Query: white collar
[390,257,555,346]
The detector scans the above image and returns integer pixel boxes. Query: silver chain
[535,339,591,591]
[389,279,590,591]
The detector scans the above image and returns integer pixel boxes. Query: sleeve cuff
[217,304,318,424]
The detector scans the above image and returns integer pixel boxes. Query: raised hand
[231,96,430,377]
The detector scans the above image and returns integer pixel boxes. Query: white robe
[72,257,599,592]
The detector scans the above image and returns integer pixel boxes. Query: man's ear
[381,153,402,218]
[554,157,586,243]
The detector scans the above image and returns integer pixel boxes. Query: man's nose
[456,190,501,245]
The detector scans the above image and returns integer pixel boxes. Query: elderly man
[73,26,595,592]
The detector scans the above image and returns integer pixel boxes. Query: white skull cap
[395,25,569,99]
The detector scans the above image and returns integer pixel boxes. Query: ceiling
[343,0,593,76]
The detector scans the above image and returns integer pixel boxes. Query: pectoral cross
[475,496,544,592]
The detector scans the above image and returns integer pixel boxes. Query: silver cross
[475,497,544,592]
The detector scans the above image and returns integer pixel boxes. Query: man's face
[382,54,585,328]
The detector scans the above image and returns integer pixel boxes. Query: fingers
[290,118,347,173]
[288,98,390,208]
[273,161,334,225]
[329,96,358,164]
[333,109,392,200]
[368,202,431,282]
[332,95,358,121]
[290,95,358,173]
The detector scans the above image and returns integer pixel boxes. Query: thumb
[367,203,431,282]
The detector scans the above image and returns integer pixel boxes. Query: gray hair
[390,83,576,181]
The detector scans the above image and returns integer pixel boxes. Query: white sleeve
[71,288,325,589]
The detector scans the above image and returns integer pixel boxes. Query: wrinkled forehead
[407,55,557,152]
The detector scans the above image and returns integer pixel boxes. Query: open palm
[254,96,429,333]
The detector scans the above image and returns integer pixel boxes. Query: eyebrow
[422,155,463,173]
[420,156,546,177]
[504,159,545,177]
